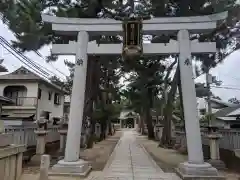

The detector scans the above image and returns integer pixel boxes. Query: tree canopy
[1,0,240,143]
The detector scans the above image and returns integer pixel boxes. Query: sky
[1,20,240,102]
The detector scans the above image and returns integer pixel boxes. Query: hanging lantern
[122,19,143,60]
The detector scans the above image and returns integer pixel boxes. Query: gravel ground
[22,131,122,175]
[137,134,240,180]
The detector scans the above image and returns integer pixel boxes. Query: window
[38,88,42,99]
[54,93,61,105]
[48,91,52,100]
[200,109,206,115]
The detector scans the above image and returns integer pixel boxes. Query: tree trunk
[145,88,154,139]
[87,57,101,148]
[140,111,145,134]
[160,63,180,147]
[82,57,94,148]
[161,58,178,118]
[177,67,185,128]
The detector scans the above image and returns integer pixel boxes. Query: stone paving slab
[102,130,181,180]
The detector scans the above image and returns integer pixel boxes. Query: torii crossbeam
[52,41,216,55]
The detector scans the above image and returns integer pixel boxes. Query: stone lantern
[206,126,226,169]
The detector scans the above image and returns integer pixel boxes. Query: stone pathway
[100,129,181,180]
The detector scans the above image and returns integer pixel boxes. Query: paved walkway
[102,129,181,180]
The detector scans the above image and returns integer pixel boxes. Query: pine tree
[1,0,240,144]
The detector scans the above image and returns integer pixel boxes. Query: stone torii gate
[42,12,227,179]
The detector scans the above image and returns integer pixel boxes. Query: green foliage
[0,0,238,53]
[200,113,215,126]
[228,97,240,104]
[93,102,122,121]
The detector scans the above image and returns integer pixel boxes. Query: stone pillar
[176,30,223,179]
[50,31,91,176]
[154,124,163,141]
[120,119,123,129]
[207,133,225,169]
[58,129,67,156]
[31,130,48,164]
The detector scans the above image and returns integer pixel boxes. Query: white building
[0,66,66,125]
[197,97,235,117]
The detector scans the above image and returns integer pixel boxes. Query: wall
[214,119,231,129]
[0,145,25,180]
[37,83,64,120]
[0,82,38,98]
[202,145,240,173]
[176,130,240,172]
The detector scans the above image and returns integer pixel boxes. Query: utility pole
[205,67,212,126]
[205,64,222,126]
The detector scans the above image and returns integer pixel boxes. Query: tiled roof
[214,105,240,118]
[0,66,67,93]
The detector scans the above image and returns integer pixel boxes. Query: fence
[4,125,60,147]
[15,97,37,106]
[175,129,240,150]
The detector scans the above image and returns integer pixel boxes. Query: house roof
[217,117,239,121]
[214,105,240,118]
[209,98,235,107]
[0,67,67,93]
[228,108,240,116]
[119,110,137,119]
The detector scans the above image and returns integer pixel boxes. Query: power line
[0,16,68,79]
[0,37,50,76]
[211,85,240,91]
[34,50,69,77]
[0,37,66,81]
[49,62,69,77]
[219,72,240,81]
[0,41,50,80]
[0,15,66,80]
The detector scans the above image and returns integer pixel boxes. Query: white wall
[215,119,231,129]
[37,83,64,120]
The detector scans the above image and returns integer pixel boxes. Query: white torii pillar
[176,30,221,178]
[50,31,92,176]
[42,12,227,178]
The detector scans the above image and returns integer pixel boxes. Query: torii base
[176,162,225,180]
[49,159,92,177]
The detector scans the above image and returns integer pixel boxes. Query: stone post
[176,30,223,179]
[154,124,163,141]
[207,130,225,169]
[39,155,50,180]
[16,150,24,180]
[58,129,67,156]
[31,130,48,164]
[50,31,91,176]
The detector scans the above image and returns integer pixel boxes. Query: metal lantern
[122,19,143,60]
